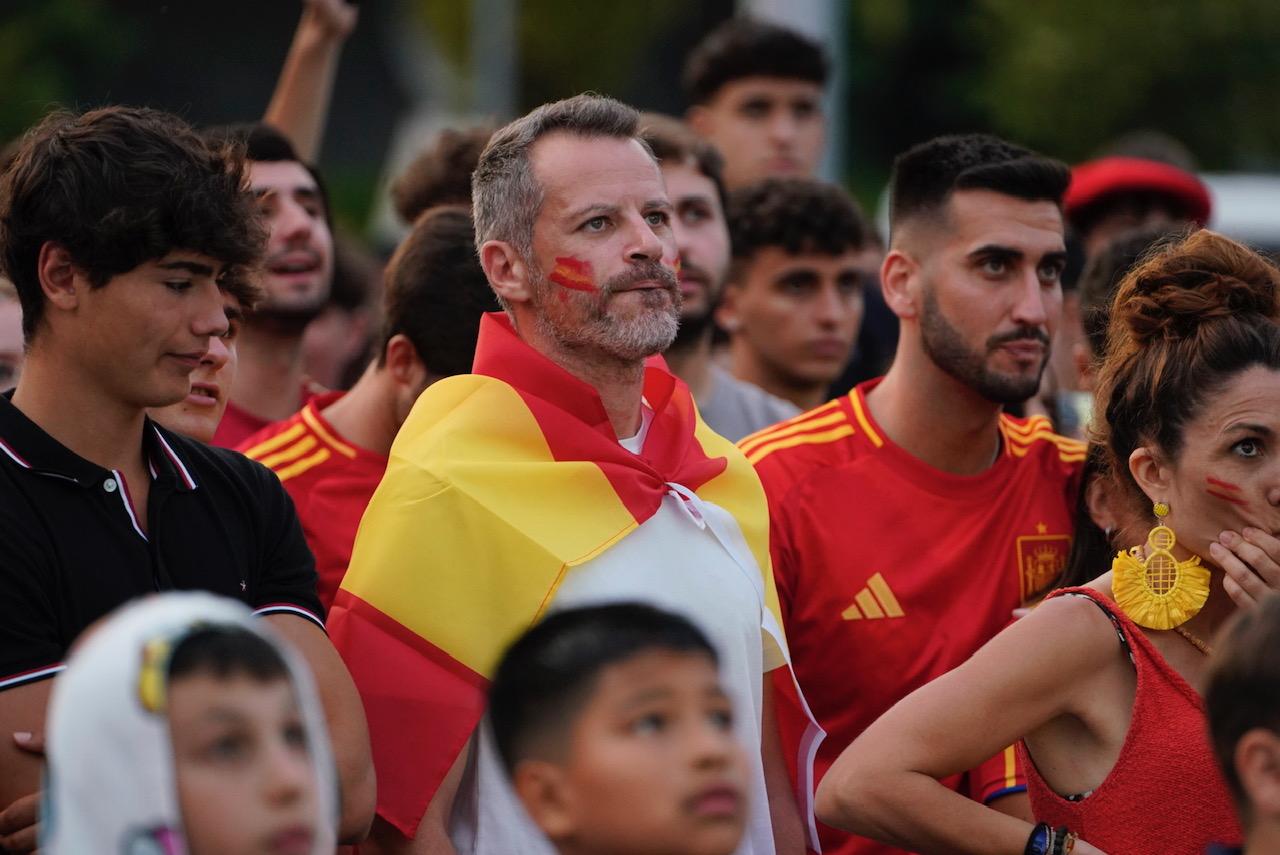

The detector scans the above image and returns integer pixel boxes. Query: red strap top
[1018,587,1241,855]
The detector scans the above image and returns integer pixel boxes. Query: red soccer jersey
[213,382,324,449]
[237,392,387,611]
[745,379,1084,855]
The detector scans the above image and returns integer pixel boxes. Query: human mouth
[267,824,314,855]
[185,381,221,407]
[167,352,206,370]
[808,338,851,360]
[997,340,1046,362]
[687,784,743,819]
[267,251,321,278]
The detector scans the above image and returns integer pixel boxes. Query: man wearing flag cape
[329,94,821,855]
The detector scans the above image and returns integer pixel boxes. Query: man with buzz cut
[684,17,829,190]
[0,106,373,854]
[745,134,1085,855]
[328,93,816,855]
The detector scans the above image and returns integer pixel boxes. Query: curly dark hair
[682,17,829,106]
[0,107,266,340]
[391,124,495,225]
[889,134,1069,236]
[727,178,872,265]
[380,206,498,377]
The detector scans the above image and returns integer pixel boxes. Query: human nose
[275,197,314,245]
[813,284,847,328]
[690,720,737,771]
[262,739,312,806]
[202,331,231,369]
[193,288,230,339]
[1010,268,1051,329]
[626,213,665,263]
[768,111,798,148]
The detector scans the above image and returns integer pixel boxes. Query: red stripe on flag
[328,590,487,837]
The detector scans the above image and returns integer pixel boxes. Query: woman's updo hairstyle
[1093,228,1280,513]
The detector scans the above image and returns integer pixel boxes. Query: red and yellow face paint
[549,257,597,293]
[1205,476,1248,508]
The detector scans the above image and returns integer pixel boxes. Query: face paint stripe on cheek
[550,256,598,292]
[1206,476,1249,507]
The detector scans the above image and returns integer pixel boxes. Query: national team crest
[1016,523,1071,602]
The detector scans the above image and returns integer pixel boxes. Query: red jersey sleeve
[968,744,1027,804]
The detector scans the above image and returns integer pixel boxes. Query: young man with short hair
[205,123,335,448]
[745,134,1084,855]
[491,603,749,855]
[330,93,811,855]
[239,205,498,609]
[639,113,798,440]
[684,17,829,190]
[718,178,877,412]
[0,106,373,852]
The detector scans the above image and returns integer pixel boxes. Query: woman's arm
[815,594,1123,855]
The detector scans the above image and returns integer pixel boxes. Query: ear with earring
[1111,500,1211,630]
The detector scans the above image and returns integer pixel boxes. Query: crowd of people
[0,3,1278,855]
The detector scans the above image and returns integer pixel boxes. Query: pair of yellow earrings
[1111,501,1211,630]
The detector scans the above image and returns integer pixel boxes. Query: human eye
[707,706,734,731]
[738,99,770,120]
[631,711,668,735]
[1232,437,1264,459]
[680,203,711,226]
[582,216,609,233]
[792,99,819,120]
[1038,259,1065,284]
[205,730,250,762]
[164,279,194,293]
[283,720,309,751]
[645,210,670,228]
[979,257,1008,277]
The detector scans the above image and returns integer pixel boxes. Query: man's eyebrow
[159,260,216,277]
[252,184,319,199]
[564,203,619,222]
[643,198,674,211]
[967,244,1024,261]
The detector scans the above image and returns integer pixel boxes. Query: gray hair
[471,93,650,265]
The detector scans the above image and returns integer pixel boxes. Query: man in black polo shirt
[0,106,374,851]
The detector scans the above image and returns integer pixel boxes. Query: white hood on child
[40,592,338,855]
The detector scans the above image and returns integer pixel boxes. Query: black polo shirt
[0,394,324,691]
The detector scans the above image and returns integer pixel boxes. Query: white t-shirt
[450,421,786,855]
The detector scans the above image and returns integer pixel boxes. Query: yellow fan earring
[1112,500,1210,630]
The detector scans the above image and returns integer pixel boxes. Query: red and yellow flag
[327,313,782,837]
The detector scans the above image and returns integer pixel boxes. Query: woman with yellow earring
[812,230,1280,855]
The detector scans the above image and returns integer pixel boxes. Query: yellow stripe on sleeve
[301,406,358,459]
[737,399,843,449]
[258,435,319,471]
[241,422,306,460]
[738,410,849,457]
[275,447,332,482]
[746,424,856,465]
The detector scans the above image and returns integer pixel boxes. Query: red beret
[1065,157,1211,227]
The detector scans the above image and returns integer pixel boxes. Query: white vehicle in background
[1202,173,1280,255]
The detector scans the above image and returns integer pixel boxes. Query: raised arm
[263,0,358,162]
[814,595,1121,855]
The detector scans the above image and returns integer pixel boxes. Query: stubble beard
[532,261,682,364]
[919,287,1049,405]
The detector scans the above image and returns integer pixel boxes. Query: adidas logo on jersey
[841,573,904,620]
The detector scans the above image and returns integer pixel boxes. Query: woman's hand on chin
[1213,527,1280,609]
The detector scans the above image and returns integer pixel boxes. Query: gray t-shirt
[698,364,801,442]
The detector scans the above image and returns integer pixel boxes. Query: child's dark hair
[0,106,266,341]
[168,625,289,683]
[489,603,718,772]
[683,17,829,106]
[888,134,1069,237]
[1079,226,1180,359]
[1205,593,1280,813]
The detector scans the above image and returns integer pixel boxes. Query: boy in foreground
[1206,593,1280,855]
[490,603,749,855]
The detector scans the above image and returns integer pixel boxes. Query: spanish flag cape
[328,313,813,841]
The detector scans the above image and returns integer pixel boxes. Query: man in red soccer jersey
[744,134,1085,855]
[238,206,497,610]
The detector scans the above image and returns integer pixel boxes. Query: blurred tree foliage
[417,0,690,108]
[0,0,131,144]
[845,0,1280,198]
